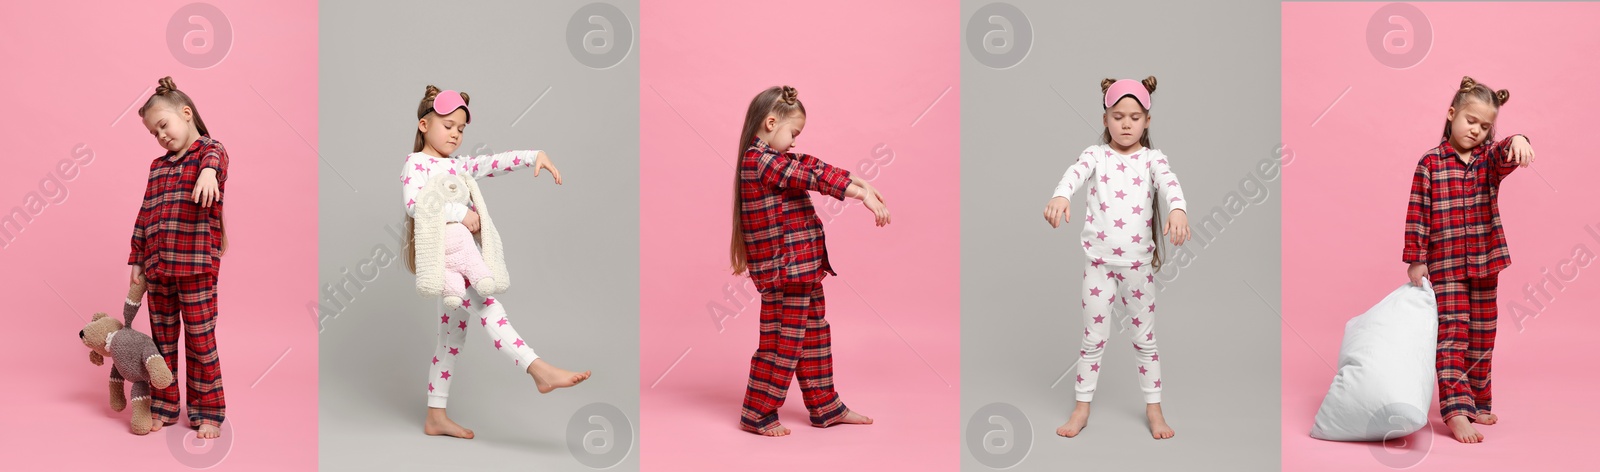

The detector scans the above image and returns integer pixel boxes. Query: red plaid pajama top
[129,136,228,279]
[1403,136,1523,282]
[738,137,853,294]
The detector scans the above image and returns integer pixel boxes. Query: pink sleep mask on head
[1103,79,1151,111]
[432,90,471,123]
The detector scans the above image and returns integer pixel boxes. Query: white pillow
[1310,282,1438,441]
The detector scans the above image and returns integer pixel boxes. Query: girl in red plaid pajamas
[129,76,228,439]
[728,86,891,437]
[400,85,590,440]
[1043,77,1192,440]
[1404,76,1535,444]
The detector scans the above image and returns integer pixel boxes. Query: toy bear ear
[91,312,107,321]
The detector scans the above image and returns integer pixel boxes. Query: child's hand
[1508,135,1535,167]
[462,210,481,233]
[193,168,221,207]
[532,151,563,185]
[1164,209,1191,245]
[130,264,145,286]
[1407,262,1428,287]
[850,176,889,205]
[863,182,886,204]
[1043,197,1071,228]
[863,191,891,227]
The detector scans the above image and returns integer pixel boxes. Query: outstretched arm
[1482,134,1533,186]
[1151,153,1190,245]
[1052,149,1097,200]
[458,150,560,183]
[1045,149,1097,228]
[755,150,852,200]
[192,145,228,208]
[1151,153,1187,214]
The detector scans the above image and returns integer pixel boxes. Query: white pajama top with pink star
[400,150,543,222]
[1052,144,1187,266]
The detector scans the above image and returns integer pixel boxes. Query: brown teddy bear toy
[78,279,173,435]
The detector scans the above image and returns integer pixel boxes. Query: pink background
[638,0,960,469]
[0,1,318,471]
[1283,3,1600,470]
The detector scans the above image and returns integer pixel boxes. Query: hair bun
[1099,78,1117,93]
[156,76,178,95]
[1459,76,1477,93]
[1141,76,1158,93]
[1494,89,1510,105]
[780,85,798,105]
[424,85,441,99]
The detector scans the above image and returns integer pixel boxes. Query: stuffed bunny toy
[79,279,174,435]
[414,172,509,308]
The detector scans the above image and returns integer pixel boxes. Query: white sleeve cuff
[444,203,468,223]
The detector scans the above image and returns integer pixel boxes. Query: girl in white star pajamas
[401,86,590,438]
[1045,77,1191,439]
[1055,143,1184,404]
[403,148,544,408]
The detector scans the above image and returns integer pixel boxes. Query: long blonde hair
[729,85,805,275]
[403,85,470,273]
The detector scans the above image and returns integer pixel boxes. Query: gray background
[317,1,638,470]
[960,0,1282,470]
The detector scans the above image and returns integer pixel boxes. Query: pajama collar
[162,135,214,163]
[1438,137,1484,166]
[750,136,774,154]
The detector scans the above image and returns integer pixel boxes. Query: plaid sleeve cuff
[200,146,227,182]
[1402,246,1426,264]
[821,167,852,201]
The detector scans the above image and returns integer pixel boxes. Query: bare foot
[1147,403,1175,440]
[527,358,591,394]
[757,423,791,437]
[150,422,163,432]
[835,410,873,426]
[1447,415,1482,443]
[1056,401,1091,438]
[1476,412,1498,425]
[424,407,475,439]
[196,424,221,439]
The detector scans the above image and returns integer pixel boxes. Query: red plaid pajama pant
[1435,276,1496,423]
[740,282,849,433]
[148,274,226,428]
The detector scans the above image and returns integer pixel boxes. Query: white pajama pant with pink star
[1075,261,1162,403]
[426,285,539,408]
